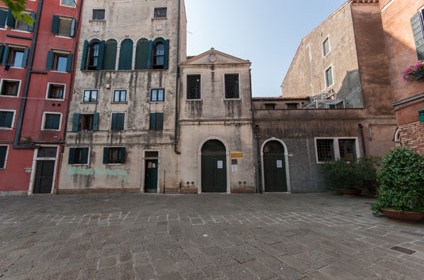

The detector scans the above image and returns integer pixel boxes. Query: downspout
[358,123,367,157]
[174,0,181,155]
[13,0,43,149]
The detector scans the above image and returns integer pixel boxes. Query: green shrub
[372,148,424,213]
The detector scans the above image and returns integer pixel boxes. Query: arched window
[118,39,133,70]
[135,38,151,70]
[152,38,169,69]
[103,39,117,70]
[80,39,105,70]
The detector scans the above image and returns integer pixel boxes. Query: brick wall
[399,122,424,155]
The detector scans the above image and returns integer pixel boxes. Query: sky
[184,0,348,97]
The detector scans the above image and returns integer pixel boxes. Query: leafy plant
[321,157,379,192]
[2,0,34,25]
[372,148,424,213]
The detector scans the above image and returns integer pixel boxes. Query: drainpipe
[358,123,367,157]
[173,0,181,155]
[13,0,43,149]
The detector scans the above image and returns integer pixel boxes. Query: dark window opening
[187,75,201,99]
[103,147,126,164]
[93,9,105,20]
[69,148,89,164]
[338,139,357,161]
[0,146,7,169]
[47,84,64,99]
[154,8,167,18]
[316,139,335,162]
[225,74,239,99]
[264,103,276,110]
[286,103,298,109]
[44,113,61,130]
[1,80,19,96]
[0,111,14,128]
[80,114,94,131]
[37,147,57,158]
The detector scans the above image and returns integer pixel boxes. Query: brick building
[0,0,82,194]
[379,0,424,154]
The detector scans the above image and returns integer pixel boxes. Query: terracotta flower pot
[381,209,424,222]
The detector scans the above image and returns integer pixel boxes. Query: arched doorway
[201,140,227,192]
[263,140,287,192]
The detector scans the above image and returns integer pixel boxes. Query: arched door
[263,140,287,192]
[201,140,227,193]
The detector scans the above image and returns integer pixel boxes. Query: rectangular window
[52,16,75,37]
[61,0,76,7]
[46,51,73,72]
[149,112,163,131]
[113,90,127,103]
[410,10,424,60]
[43,113,61,130]
[419,109,424,123]
[150,88,165,102]
[111,113,125,131]
[225,74,239,99]
[0,111,14,129]
[0,80,20,96]
[71,113,99,132]
[46,83,65,100]
[264,103,276,110]
[68,148,89,164]
[286,103,298,109]
[0,8,8,29]
[187,75,201,99]
[83,89,98,103]
[315,138,359,163]
[37,147,57,158]
[325,66,333,87]
[92,9,105,20]
[103,147,126,164]
[14,12,34,32]
[4,46,28,68]
[154,8,167,18]
[0,146,7,169]
[322,37,330,56]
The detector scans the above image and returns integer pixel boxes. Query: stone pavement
[0,193,423,280]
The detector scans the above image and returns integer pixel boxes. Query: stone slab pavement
[0,193,424,280]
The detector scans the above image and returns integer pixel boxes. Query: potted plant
[402,61,424,81]
[321,159,363,195]
[372,148,424,222]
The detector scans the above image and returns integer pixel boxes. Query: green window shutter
[51,15,59,34]
[111,113,124,131]
[157,113,163,130]
[135,39,149,69]
[72,113,80,132]
[111,113,118,130]
[150,113,156,130]
[0,146,6,168]
[103,40,117,70]
[66,53,73,72]
[164,39,169,69]
[80,40,89,70]
[46,51,54,70]
[68,148,76,164]
[0,45,4,63]
[70,18,76,37]
[1,46,9,65]
[27,12,35,32]
[119,147,126,163]
[93,112,99,131]
[81,148,89,164]
[0,9,7,28]
[411,13,424,60]
[103,148,110,164]
[22,48,29,68]
[6,10,15,28]
[119,39,133,70]
[147,40,153,69]
[118,113,125,130]
[97,41,105,70]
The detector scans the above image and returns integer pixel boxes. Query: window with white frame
[315,137,358,163]
[46,51,73,72]
[61,0,76,7]
[0,79,20,96]
[51,16,76,37]
[0,110,14,129]
[43,113,61,130]
[325,66,333,88]
[1,46,29,68]
[14,11,35,32]
[322,37,330,56]
[46,83,65,100]
[0,145,8,169]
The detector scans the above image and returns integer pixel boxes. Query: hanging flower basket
[402,61,424,81]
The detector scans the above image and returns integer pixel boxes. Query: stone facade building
[379,0,424,154]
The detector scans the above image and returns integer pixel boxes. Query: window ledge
[111,102,128,104]
[152,17,167,20]
[89,19,106,23]
[81,102,98,104]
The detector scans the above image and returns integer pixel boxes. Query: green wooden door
[145,159,158,192]
[201,140,227,193]
[263,141,287,192]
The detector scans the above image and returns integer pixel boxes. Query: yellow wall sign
[231,152,244,158]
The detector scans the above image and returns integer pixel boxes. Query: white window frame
[0,78,21,98]
[7,46,26,68]
[60,0,77,8]
[324,65,334,88]
[223,73,241,100]
[13,11,33,33]
[45,82,66,100]
[55,16,75,38]
[0,145,9,169]
[322,36,330,57]
[0,109,16,130]
[314,137,360,164]
[51,51,70,73]
[41,112,62,131]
